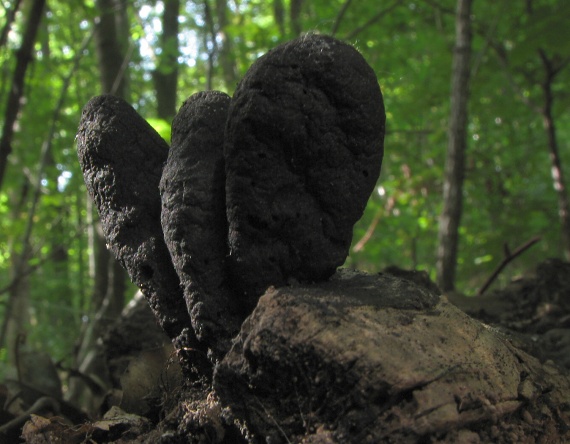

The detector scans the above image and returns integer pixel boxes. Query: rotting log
[214,270,570,443]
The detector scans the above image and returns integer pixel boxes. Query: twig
[331,0,353,37]
[353,195,395,253]
[352,207,382,253]
[477,236,541,296]
[344,0,404,41]
[0,397,60,435]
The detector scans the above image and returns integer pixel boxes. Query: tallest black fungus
[224,34,385,299]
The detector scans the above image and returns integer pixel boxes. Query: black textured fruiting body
[76,95,193,341]
[76,36,386,365]
[160,91,242,356]
[224,34,386,298]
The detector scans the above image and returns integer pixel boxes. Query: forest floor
[6,258,570,443]
[449,258,570,371]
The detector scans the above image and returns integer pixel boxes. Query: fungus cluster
[77,34,385,361]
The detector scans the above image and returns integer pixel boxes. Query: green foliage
[147,118,172,142]
[0,0,568,368]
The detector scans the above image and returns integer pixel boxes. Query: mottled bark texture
[160,91,242,357]
[76,95,193,341]
[225,34,385,299]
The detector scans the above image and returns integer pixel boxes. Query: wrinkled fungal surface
[76,95,193,341]
[77,35,385,362]
[160,91,242,356]
[224,34,385,298]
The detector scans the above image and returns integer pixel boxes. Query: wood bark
[0,0,46,192]
[94,0,128,97]
[436,0,472,292]
[154,0,180,120]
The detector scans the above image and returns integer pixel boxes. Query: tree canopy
[0,0,568,371]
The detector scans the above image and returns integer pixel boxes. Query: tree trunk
[436,0,472,292]
[273,0,286,38]
[0,0,23,50]
[93,0,128,97]
[539,51,570,260]
[154,0,180,120]
[92,0,129,315]
[1,252,31,365]
[0,0,46,360]
[0,178,27,353]
[215,0,238,90]
[290,0,304,36]
[69,0,130,409]
[203,0,217,90]
[0,0,46,192]
[4,259,29,364]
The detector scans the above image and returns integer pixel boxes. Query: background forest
[0,0,569,381]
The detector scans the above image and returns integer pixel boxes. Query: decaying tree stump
[69,34,570,443]
[214,270,570,443]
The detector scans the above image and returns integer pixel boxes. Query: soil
[448,258,570,370]
[12,259,570,443]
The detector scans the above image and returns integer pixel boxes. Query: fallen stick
[477,236,541,296]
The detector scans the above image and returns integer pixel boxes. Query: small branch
[344,0,404,41]
[420,0,455,16]
[352,208,382,253]
[477,236,541,296]
[470,3,504,78]
[386,128,433,136]
[111,40,135,96]
[353,196,395,253]
[330,0,353,37]
[0,397,60,435]
[489,41,542,115]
